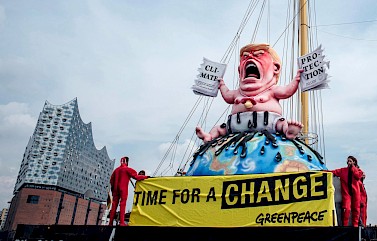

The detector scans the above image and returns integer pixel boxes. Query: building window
[26,195,40,204]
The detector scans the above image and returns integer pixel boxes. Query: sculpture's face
[239,49,280,93]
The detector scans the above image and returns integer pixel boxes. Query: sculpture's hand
[218,78,225,89]
[294,69,304,82]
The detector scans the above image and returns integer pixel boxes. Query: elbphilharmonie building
[4,99,115,233]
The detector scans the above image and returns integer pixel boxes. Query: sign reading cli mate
[298,45,330,92]
[192,58,227,97]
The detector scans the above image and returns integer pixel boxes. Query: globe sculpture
[187,131,327,176]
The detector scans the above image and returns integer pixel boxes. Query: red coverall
[331,166,363,227]
[359,181,367,226]
[109,163,147,226]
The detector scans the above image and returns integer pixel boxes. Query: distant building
[0,208,8,230]
[4,99,115,233]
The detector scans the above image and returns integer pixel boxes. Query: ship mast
[299,0,309,138]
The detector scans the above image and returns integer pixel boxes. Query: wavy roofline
[43,98,111,160]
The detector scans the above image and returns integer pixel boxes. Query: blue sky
[1,0,377,225]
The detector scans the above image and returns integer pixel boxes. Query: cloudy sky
[1,0,377,225]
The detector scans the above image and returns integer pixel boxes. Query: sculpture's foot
[207,124,227,140]
[285,120,303,140]
[275,118,288,133]
[196,126,212,142]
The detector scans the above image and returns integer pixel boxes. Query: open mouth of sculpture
[245,62,260,79]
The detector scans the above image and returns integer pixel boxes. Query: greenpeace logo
[221,172,328,209]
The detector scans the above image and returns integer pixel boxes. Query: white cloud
[0,176,16,207]
[0,102,36,208]
[0,102,36,133]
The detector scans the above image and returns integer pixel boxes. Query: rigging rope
[175,0,263,174]
[313,19,377,27]
[153,96,203,176]
[316,29,377,42]
[221,0,261,64]
[251,0,267,43]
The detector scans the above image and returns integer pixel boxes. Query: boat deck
[3,224,376,241]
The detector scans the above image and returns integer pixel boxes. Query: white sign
[192,58,227,97]
[297,45,330,92]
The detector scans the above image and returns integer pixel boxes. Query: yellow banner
[130,171,335,227]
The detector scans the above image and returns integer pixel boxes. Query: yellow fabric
[130,171,335,227]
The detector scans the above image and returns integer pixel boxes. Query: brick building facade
[5,187,106,232]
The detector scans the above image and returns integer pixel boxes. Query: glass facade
[14,98,114,201]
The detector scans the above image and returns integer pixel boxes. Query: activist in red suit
[108,156,148,226]
[330,156,364,227]
[359,173,368,226]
